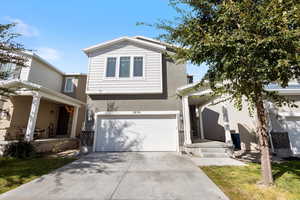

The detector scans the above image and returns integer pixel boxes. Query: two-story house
[2,35,298,158]
[83,36,187,152]
[0,52,86,154]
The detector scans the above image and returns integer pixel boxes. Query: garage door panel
[95,115,177,152]
[286,117,300,155]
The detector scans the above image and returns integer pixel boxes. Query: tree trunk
[256,97,273,185]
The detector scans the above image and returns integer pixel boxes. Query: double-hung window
[133,56,143,77]
[106,57,117,77]
[119,57,131,77]
[64,77,74,93]
[105,56,144,78]
[0,63,17,80]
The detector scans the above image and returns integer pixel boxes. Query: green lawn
[0,156,76,194]
[201,161,300,200]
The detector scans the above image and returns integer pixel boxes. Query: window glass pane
[119,57,130,77]
[0,63,16,80]
[133,57,143,77]
[65,79,73,92]
[106,57,116,77]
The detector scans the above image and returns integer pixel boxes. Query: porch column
[198,106,205,140]
[25,94,41,141]
[222,104,233,146]
[182,96,192,144]
[70,106,79,138]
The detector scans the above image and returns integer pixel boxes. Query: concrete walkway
[188,156,246,166]
[0,152,229,200]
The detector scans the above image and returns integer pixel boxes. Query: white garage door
[94,114,178,152]
[285,116,300,155]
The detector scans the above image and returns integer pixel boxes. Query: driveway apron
[0,152,229,200]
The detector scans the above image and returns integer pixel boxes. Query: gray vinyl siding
[87,56,186,113]
[270,96,300,132]
[87,41,163,94]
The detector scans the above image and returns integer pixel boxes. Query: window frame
[104,57,117,78]
[64,77,75,93]
[104,55,145,80]
[133,56,144,78]
[0,63,17,80]
[119,56,131,78]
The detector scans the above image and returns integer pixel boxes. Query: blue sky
[2,0,207,81]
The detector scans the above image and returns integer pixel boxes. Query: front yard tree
[0,23,28,97]
[153,0,300,185]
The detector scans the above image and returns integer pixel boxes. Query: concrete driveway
[0,152,229,200]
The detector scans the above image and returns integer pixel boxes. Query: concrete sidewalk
[0,152,229,200]
[188,156,246,166]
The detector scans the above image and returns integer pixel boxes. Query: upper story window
[64,77,74,93]
[0,63,18,80]
[106,57,117,77]
[133,57,143,77]
[105,56,144,78]
[119,57,130,77]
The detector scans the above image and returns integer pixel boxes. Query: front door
[56,106,70,135]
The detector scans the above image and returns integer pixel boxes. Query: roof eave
[82,36,166,55]
[0,79,85,106]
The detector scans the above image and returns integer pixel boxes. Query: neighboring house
[82,36,187,152]
[177,81,300,157]
[0,52,86,154]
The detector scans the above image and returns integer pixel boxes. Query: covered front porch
[5,95,80,141]
[0,80,85,154]
[178,83,234,157]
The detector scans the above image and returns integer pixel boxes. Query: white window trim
[132,56,145,79]
[104,56,118,79]
[119,56,131,78]
[64,77,75,93]
[103,55,146,80]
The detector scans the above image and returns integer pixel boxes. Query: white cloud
[4,16,39,37]
[37,47,61,61]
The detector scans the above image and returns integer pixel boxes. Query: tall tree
[0,23,28,97]
[149,0,300,185]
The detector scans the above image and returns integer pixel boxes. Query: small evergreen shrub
[4,141,36,158]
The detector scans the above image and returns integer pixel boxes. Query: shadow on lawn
[272,161,300,181]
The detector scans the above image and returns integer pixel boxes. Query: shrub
[4,141,36,158]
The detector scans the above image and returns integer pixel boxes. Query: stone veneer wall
[0,138,79,156]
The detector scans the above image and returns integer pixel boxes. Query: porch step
[201,153,230,158]
[186,141,228,148]
[199,148,227,153]
[183,141,231,158]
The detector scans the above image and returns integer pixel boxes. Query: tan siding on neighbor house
[87,41,163,94]
[28,58,63,92]
[62,75,87,136]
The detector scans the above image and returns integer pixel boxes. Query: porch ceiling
[188,95,215,106]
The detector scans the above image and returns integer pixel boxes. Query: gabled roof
[22,51,86,77]
[82,36,167,54]
[133,36,175,48]
[177,80,300,97]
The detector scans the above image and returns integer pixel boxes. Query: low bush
[4,141,36,158]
